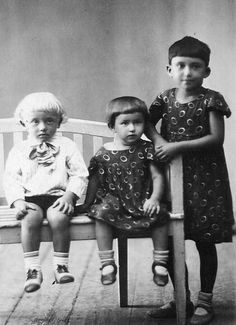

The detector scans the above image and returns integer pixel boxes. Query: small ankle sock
[153,250,169,275]
[198,291,213,303]
[53,252,69,270]
[195,291,213,315]
[98,250,115,275]
[24,250,41,271]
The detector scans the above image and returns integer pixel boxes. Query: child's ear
[57,118,62,128]
[204,67,211,78]
[166,65,172,77]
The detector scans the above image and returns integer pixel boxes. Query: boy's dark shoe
[147,300,194,318]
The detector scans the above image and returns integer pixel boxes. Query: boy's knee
[22,212,43,229]
[47,211,70,229]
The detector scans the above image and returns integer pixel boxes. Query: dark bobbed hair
[106,96,149,129]
[168,36,211,66]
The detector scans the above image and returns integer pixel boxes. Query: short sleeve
[88,155,99,179]
[206,91,231,118]
[144,141,154,161]
[149,93,165,125]
[143,141,165,167]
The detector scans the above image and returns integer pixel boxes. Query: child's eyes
[46,119,54,124]
[121,120,143,125]
[30,119,55,125]
[192,64,201,69]
[30,119,39,125]
[176,63,201,69]
[177,63,185,68]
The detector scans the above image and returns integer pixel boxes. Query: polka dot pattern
[88,139,169,232]
[149,87,234,243]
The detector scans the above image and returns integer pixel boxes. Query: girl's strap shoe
[189,291,214,325]
[100,262,117,285]
[152,261,169,286]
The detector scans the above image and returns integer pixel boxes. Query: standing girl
[78,96,170,286]
[4,92,88,293]
[147,36,234,325]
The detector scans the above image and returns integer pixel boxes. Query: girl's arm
[143,162,165,216]
[76,174,99,213]
[155,111,224,162]
[145,121,167,146]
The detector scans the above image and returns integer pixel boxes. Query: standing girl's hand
[52,191,77,216]
[155,142,180,162]
[143,198,160,217]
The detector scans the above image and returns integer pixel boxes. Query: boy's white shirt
[3,133,88,206]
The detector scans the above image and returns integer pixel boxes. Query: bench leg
[117,234,128,307]
[172,220,186,325]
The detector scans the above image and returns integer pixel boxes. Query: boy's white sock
[53,252,69,270]
[24,250,41,271]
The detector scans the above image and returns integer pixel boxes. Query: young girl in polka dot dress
[78,96,170,286]
[147,36,234,325]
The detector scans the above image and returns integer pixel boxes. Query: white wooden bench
[0,118,186,325]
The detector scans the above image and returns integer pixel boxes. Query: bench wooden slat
[73,133,83,155]
[13,131,23,144]
[0,133,4,198]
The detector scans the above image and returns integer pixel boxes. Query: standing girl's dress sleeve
[206,90,231,117]
[149,91,166,124]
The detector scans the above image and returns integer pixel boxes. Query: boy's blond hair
[14,92,68,125]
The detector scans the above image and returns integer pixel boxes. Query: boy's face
[24,110,60,142]
[167,56,210,91]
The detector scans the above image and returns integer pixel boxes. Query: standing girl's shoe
[189,292,214,325]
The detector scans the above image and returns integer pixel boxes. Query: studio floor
[0,237,235,325]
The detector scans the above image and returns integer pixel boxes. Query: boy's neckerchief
[29,142,60,167]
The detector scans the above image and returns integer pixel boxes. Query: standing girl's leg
[151,224,169,286]
[189,242,217,325]
[21,204,44,293]
[47,207,74,284]
[148,237,194,318]
[95,220,117,285]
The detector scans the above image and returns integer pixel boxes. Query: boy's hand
[13,199,37,220]
[143,198,160,217]
[52,191,77,215]
[155,143,179,162]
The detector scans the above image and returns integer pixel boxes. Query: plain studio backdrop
[0,0,235,212]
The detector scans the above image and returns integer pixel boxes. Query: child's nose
[184,66,191,76]
[38,122,46,130]
[129,123,135,131]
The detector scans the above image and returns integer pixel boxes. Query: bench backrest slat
[13,131,24,144]
[0,134,4,198]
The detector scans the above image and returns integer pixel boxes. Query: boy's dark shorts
[25,195,61,215]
